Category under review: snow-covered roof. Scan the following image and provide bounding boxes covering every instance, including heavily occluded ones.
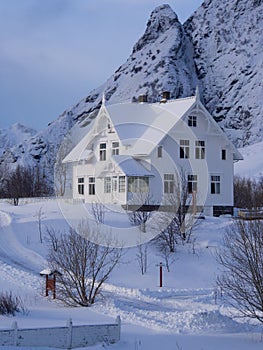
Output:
[112,155,153,177]
[63,97,196,163]
[107,97,196,155]
[63,94,242,163]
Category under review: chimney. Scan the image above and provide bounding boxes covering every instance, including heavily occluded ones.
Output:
[160,91,170,103]
[138,95,148,103]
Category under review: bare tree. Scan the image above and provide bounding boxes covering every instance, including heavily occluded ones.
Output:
[136,240,148,275]
[1,165,52,204]
[128,192,153,232]
[47,223,123,306]
[34,206,45,243]
[45,226,61,252]
[234,175,263,209]
[155,168,197,253]
[217,219,263,324]
[54,136,72,197]
[91,202,105,224]
[157,241,175,272]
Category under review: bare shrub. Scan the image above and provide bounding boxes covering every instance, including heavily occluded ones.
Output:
[155,168,198,252]
[0,292,27,316]
[128,192,153,232]
[217,219,263,324]
[47,223,123,306]
[91,202,105,224]
[136,242,148,275]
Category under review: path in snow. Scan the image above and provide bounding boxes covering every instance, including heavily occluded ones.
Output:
[94,283,250,335]
[0,210,46,292]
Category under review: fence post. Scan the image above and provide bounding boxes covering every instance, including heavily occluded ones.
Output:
[12,321,18,346]
[115,316,121,341]
[67,318,73,350]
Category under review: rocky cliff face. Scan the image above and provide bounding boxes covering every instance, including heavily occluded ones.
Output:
[0,0,262,178]
[184,0,263,147]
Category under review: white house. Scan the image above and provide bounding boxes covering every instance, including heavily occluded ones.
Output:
[63,90,242,216]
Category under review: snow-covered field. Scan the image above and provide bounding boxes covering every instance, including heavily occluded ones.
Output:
[0,142,262,349]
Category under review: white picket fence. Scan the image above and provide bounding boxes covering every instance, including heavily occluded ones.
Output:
[0,316,121,349]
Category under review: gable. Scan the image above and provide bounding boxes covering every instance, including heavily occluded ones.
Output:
[63,94,242,164]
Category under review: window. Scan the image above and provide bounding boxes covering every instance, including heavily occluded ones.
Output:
[99,143,106,161]
[195,140,205,159]
[164,174,174,193]
[211,175,220,194]
[188,115,197,127]
[89,177,95,195]
[188,175,197,193]
[128,177,149,193]
[77,177,84,195]
[157,145,163,158]
[119,176,126,192]
[104,177,111,193]
[222,149,226,160]
[180,140,190,159]
[112,176,118,192]
[112,141,119,155]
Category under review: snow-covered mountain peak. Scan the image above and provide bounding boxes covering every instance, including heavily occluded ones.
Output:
[0,123,37,157]
[0,0,262,179]
[132,4,179,54]
[184,0,263,147]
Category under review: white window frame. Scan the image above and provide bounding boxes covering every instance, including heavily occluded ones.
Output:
[164,174,174,193]
[77,177,84,195]
[128,177,149,193]
[104,177,111,193]
[157,145,163,158]
[180,140,190,159]
[89,177,95,195]
[211,175,220,194]
[188,174,197,194]
[222,149,226,160]
[99,143,106,161]
[195,140,205,159]
[188,115,197,127]
[112,141,119,155]
[119,176,126,193]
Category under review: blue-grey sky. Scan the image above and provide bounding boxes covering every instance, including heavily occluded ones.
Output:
[0,0,203,130]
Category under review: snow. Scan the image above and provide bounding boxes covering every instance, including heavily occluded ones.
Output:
[0,144,263,350]
[235,140,263,179]
[0,127,263,349]
[0,123,36,157]
[112,155,153,177]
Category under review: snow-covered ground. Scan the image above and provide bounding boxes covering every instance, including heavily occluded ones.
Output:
[0,142,262,349]
[234,140,263,179]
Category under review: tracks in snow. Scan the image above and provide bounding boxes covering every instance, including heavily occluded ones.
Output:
[95,284,244,334]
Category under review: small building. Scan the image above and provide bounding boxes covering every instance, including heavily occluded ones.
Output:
[63,90,242,216]
[40,269,61,299]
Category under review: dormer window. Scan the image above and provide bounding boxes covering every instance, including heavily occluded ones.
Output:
[99,143,106,161]
[188,115,197,127]
[108,121,114,133]
[112,141,119,155]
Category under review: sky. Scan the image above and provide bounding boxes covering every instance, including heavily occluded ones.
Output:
[0,0,203,131]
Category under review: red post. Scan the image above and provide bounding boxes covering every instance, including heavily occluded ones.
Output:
[159,262,163,288]
[45,275,48,296]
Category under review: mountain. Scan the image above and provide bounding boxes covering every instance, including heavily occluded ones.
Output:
[0,123,37,162]
[184,0,263,147]
[0,0,262,180]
